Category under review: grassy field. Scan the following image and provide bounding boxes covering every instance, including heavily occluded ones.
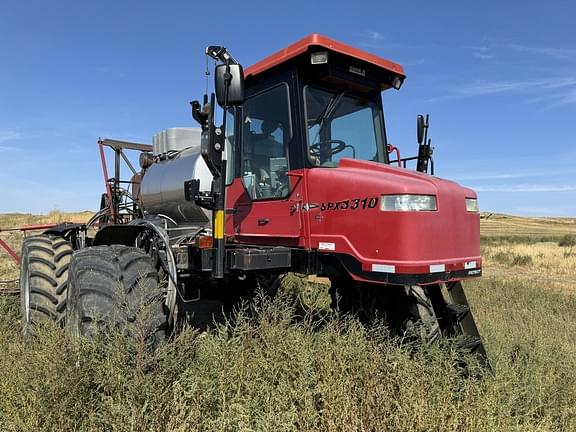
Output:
[0,211,93,284]
[0,212,575,431]
[481,212,576,237]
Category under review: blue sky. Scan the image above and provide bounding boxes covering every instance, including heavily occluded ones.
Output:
[1,0,575,216]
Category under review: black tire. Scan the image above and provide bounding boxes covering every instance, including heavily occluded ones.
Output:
[330,279,445,341]
[66,245,167,349]
[19,234,72,333]
[403,285,441,343]
[330,277,489,366]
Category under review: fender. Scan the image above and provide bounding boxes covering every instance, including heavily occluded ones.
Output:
[93,224,147,246]
[42,223,84,238]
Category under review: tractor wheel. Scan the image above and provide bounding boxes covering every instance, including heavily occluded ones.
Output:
[330,278,489,366]
[66,245,167,349]
[329,277,411,329]
[403,285,441,343]
[19,234,73,334]
[404,283,490,368]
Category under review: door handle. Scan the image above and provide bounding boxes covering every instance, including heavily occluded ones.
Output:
[258,218,270,226]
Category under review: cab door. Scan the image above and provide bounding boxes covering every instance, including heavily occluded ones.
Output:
[230,83,303,244]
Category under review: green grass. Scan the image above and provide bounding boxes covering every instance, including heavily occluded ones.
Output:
[491,251,533,266]
[480,235,565,245]
[558,234,576,247]
[0,276,575,431]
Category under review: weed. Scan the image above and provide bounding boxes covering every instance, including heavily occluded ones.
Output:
[491,251,532,266]
[511,254,532,266]
[2,213,576,431]
[0,276,575,431]
[558,234,576,247]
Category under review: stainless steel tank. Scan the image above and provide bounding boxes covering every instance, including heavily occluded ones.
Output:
[140,147,213,225]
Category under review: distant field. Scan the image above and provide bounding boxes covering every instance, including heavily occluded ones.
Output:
[0,211,93,283]
[481,212,576,237]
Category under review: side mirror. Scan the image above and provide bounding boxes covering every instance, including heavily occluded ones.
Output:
[417,115,425,144]
[215,64,244,107]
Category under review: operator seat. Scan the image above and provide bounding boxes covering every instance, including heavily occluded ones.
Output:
[248,120,286,196]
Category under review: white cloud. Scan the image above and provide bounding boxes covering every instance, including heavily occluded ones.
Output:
[439,40,576,107]
[472,52,494,60]
[513,206,573,216]
[504,43,576,60]
[467,41,576,61]
[428,76,576,106]
[453,168,576,181]
[472,184,576,193]
[369,31,384,42]
[456,77,576,97]
[0,130,22,143]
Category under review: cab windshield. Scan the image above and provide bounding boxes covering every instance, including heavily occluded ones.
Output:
[304,86,387,167]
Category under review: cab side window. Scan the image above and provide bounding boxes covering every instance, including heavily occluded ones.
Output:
[241,84,291,200]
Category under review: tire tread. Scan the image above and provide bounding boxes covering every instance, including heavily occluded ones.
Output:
[20,234,72,327]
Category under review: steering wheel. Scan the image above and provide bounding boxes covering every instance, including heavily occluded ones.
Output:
[309,140,348,158]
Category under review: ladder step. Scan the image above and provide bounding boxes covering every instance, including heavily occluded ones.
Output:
[458,335,482,353]
[446,303,470,321]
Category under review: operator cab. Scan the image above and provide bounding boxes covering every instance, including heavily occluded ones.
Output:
[232,34,406,201]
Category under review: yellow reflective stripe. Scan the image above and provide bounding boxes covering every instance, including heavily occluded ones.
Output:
[214,210,225,240]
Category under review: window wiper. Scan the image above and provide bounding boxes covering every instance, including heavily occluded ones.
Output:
[310,90,346,143]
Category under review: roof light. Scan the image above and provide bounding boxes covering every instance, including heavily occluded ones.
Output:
[381,194,437,212]
[310,51,329,65]
[391,75,403,90]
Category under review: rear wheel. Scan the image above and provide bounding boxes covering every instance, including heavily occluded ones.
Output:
[19,234,72,334]
[66,245,167,349]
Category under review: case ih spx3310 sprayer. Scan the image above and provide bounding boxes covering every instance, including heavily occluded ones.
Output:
[19,34,487,363]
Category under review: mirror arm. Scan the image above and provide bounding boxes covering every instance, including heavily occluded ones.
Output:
[205,46,236,280]
[206,46,239,65]
[191,100,208,126]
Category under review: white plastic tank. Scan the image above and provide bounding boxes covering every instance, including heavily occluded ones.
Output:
[152,127,202,156]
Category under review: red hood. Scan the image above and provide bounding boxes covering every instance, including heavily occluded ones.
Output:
[304,159,481,272]
[337,158,477,199]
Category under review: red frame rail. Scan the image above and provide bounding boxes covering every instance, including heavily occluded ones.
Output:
[97,138,152,225]
[0,223,60,264]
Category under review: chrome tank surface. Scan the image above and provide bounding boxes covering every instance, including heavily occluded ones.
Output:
[140,147,213,224]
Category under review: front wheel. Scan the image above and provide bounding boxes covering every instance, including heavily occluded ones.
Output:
[330,278,489,366]
[66,245,168,349]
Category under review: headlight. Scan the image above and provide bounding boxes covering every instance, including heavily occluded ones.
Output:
[465,198,479,212]
[380,194,437,212]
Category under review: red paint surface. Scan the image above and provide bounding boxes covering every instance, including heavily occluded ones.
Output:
[245,34,406,80]
[307,159,480,274]
[0,238,20,264]
[226,160,481,278]
[98,142,115,221]
[225,175,306,247]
